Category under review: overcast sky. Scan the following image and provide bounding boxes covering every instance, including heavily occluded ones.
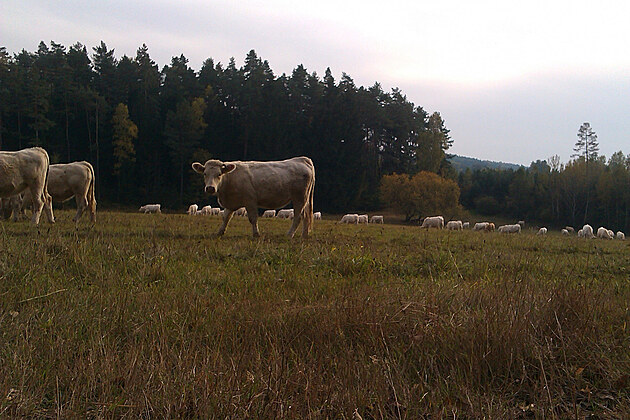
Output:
[3,0,630,165]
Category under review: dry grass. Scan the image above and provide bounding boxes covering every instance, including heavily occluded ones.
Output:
[0,211,629,418]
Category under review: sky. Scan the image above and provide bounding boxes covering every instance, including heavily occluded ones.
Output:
[3,0,630,165]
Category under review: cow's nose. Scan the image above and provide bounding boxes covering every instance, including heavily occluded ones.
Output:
[205,185,215,194]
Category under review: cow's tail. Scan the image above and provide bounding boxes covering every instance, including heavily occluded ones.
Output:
[303,160,315,234]
[85,161,97,222]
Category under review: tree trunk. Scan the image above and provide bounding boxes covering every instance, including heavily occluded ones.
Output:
[95,105,100,202]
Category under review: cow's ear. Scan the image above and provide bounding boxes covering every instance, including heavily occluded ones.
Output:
[221,163,236,174]
[192,162,205,173]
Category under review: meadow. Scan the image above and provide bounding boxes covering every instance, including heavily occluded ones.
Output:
[0,210,628,418]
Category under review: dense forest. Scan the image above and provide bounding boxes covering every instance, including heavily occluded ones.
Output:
[0,41,628,232]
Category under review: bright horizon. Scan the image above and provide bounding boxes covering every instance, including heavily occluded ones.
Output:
[3,0,630,165]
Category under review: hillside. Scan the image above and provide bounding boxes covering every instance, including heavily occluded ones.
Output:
[449,154,523,172]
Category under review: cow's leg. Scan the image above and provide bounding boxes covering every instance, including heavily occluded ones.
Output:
[43,192,55,223]
[287,204,303,238]
[246,206,260,237]
[28,186,45,225]
[74,194,87,223]
[216,209,234,236]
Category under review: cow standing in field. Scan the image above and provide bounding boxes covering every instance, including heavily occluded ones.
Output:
[139,204,161,213]
[1,194,24,221]
[262,209,276,218]
[370,215,383,224]
[358,214,369,224]
[314,211,322,220]
[498,224,521,233]
[0,147,54,225]
[22,161,96,223]
[537,227,548,235]
[421,216,444,229]
[187,204,198,215]
[446,220,463,230]
[339,214,359,224]
[192,156,315,238]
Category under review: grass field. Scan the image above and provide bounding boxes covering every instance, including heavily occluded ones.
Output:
[1,210,629,418]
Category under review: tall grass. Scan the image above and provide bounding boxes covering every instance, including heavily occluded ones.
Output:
[0,211,628,418]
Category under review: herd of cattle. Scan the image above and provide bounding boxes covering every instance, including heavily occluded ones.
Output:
[1,148,626,241]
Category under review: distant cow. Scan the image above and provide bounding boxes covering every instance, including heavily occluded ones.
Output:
[0,147,54,225]
[565,226,575,233]
[518,220,525,227]
[358,214,369,224]
[192,156,315,238]
[537,227,548,235]
[187,204,199,215]
[561,229,569,236]
[23,161,96,223]
[262,209,276,218]
[581,224,594,239]
[597,227,613,239]
[616,231,625,240]
[0,194,24,221]
[485,222,495,232]
[277,209,294,219]
[210,207,221,216]
[314,211,322,220]
[498,224,521,234]
[446,220,463,230]
[139,204,161,213]
[421,216,444,229]
[370,215,383,224]
[474,222,489,231]
[339,214,359,224]
[462,222,470,229]
[200,205,212,215]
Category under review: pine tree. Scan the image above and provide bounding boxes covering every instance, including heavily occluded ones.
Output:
[573,122,599,162]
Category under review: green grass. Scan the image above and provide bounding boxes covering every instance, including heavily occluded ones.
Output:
[1,211,629,418]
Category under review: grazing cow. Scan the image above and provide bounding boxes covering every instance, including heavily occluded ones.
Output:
[339,214,359,224]
[498,224,521,234]
[616,231,625,240]
[192,156,315,238]
[474,222,489,231]
[462,222,470,229]
[200,205,212,215]
[187,204,199,215]
[597,227,613,239]
[370,215,383,224]
[139,204,161,213]
[22,161,96,223]
[262,209,276,218]
[277,209,293,219]
[518,220,525,227]
[234,207,247,217]
[1,194,24,221]
[565,226,575,233]
[358,214,369,224]
[446,220,463,230]
[561,229,569,236]
[0,147,54,225]
[314,211,322,220]
[581,224,594,239]
[577,228,584,238]
[210,207,221,216]
[421,216,444,229]
[485,222,495,232]
[537,227,548,235]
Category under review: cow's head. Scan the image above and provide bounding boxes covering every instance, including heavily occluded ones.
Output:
[192,160,236,195]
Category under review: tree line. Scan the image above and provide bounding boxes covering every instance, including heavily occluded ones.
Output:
[0,41,453,212]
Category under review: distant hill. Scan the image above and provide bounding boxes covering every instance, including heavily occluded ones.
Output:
[448,155,523,172]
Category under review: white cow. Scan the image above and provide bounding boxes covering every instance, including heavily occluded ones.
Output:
[597,227,613,239]
[262,209,276,218]
[200,205,212,215]
[0,147,55,225]
[616,231,625,240]
[537,227,548,235]
[498,224,521,234]
[210,207,221,216]
[581,224,594,239]
[518,220,525,227]
[565,226,575,233]
[421,216,444,229]
[139,204,161,213]
[314,211,322,220]
[277,209,293,219]
[561,229,569,236]
[358,214,369,224]
[462,222,470,229]
[446,220,463,230]
[339,214,359,224]
[577,228,584,238]
[474,222,489,231]
[1,194,24,221]
[192,156,315,238]
[187,204,198,215]
[370,215,383,224]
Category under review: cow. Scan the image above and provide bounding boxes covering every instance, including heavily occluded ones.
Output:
[200,205,212,215]
[339,214,359,224]
[474,222,489,231]
[358,214,369,224]
[498,224,521,233]
[518,220,525,227]
[597,227,613,239]
[446,220,463,230]
[370,215,383,224]
[314,211,322,220]
[0,147,54,225]
[262,209,276,218]
[617,231,625,240]
[192,156,315,238]
[0,194,24,221]
[565,226,575,233]
[537,227,548,235]
[234,207,247,217]
[581,224,594,239]
[277,209,293,219]
[22,161,96,223]
[187,204,198,215]
[485,222,495,232]
[561,229,569,236]
[210,207,221,216]
[421,216,444,229]
[577,228,584,238]
[139,204,161,213]
[462,222,470,229]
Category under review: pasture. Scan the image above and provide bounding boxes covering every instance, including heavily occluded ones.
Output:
[0,211,629,418]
